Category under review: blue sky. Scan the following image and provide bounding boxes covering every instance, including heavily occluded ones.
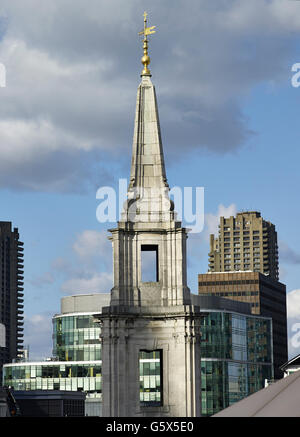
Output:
[0,0,300,360]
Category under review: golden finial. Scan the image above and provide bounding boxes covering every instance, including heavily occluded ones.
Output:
[138,11,156,76]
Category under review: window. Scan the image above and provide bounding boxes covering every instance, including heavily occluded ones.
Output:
[141,245,159,282]
[139,350,163,407]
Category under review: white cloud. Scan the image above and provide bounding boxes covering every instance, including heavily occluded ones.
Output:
[287,290,300,359]
[287,289,300,320]
[58,230,113,294]
[61,272,112,295]
[0,1,299,191]
[216,0,300,34]
[23,312,53,361]
[204,203,237,238]
[73,229,111,260]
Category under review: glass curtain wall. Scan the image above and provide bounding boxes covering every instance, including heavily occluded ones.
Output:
[201,311,273,416]
[53,315,101,362]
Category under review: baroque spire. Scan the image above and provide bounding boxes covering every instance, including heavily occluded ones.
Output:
[121,12,172,224]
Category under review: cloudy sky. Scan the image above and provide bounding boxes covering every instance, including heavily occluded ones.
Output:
[0,0,300,360]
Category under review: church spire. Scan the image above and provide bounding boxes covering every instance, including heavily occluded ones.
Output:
[98,15,200,419]
[121,13,171,224]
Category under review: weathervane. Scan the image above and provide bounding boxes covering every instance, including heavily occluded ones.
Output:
[139,12,156,76]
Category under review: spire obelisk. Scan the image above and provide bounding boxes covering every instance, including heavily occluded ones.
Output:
[98,13,202,417]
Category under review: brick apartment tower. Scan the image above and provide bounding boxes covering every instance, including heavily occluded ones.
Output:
[0,222,24,384]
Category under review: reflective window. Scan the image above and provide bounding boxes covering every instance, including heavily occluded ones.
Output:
[200,311,273,416]
[139,350,162,407]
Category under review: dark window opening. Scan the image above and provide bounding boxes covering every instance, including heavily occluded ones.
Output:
[141,245,159,282]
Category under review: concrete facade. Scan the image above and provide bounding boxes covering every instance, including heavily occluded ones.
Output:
[61,293,110,315]
[96,75,202,417]
[209,211,279,280]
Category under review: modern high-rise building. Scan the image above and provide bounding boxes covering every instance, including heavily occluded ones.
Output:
[203,211,287,380]
[209,212,279,280]
[198,272,287,380]
[0,222,24,384]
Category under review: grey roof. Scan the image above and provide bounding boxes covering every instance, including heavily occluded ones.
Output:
[213,370,300,417]
[59,293,111,315]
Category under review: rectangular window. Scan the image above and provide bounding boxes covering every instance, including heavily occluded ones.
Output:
[141,245,159,282]
[139,350,163,407]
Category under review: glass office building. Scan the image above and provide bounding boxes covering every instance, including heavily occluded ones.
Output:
[197,295,273,416]
[53,314,101,362]
[3,294,110,416]
[3,294,273,417]
[3,361,101,393]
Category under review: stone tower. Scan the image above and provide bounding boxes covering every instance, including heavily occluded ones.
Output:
[98,14,202,417]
